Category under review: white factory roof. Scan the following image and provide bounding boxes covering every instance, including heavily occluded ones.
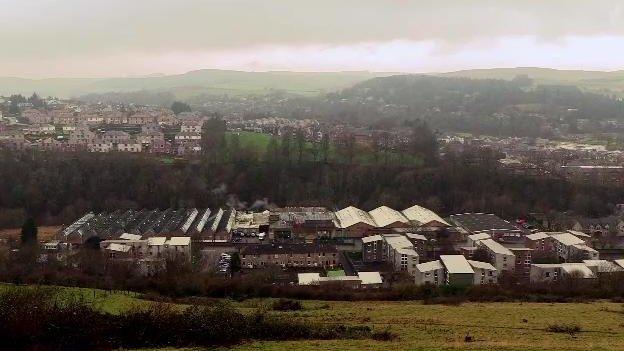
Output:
[298,273,321,285]
[358,272,383,285]
[415,260,444,272]
[147,237,167,246]
[362,235,383,244]
[335,206,377,228]
[402,204,450,226]
[368,206,409,227]
[167,237,191,246]
[440,255,475,274]
[468,233,491,242]
[468,260,497,271]
[551,232,585,246]
[479,239,514,255]
[526,232,550,241]
[119,233,142,241]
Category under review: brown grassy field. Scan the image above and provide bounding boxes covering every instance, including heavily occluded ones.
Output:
[0,226,61,241]
[227,300,624,351]
[4,285,623,351]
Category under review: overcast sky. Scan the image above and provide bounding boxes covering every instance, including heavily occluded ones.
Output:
[2,0,624,78]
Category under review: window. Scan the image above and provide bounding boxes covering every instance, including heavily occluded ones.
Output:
[545,272,550,277]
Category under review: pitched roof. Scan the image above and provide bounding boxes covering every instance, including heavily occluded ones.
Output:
[415,260,444,272]
[107,243,131,253]
[526,232,550,241]
[335,206,376,228]
[440,255,475,274]
[551,232,585,246]
[468,233,491,241]
[119,233,142,241]
[468,260,497,271]
[583,260,623,272]
[405,233,427,241]
[479,239,514,256]
[402,204,450,226]
[358,272,383,285]
[298,273,321,285]
[368,206,409,227]
[362,234,383,244]
[167,237,191,246]
[147,237,167,246]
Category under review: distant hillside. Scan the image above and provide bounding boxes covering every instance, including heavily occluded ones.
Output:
[438,67,624,96]
[0,70,396,99]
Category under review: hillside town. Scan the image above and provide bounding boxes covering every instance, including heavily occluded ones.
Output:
[22,202,624,289]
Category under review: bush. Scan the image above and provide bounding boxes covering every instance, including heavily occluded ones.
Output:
[272,298,303,311]
[0,287,372,350]
[546,323,581,335]
[371,328,399,341]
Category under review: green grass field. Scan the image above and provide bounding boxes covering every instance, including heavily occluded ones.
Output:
[226,131,423,166]
[6,284,621,350]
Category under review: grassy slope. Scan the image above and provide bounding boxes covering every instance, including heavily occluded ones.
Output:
[0,70,395,98]
[2,284,623,350]
[438,67,624,96]
[227,131,423,166]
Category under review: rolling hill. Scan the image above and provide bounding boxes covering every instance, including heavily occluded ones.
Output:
[0,70,396,99]
[438,67,624,96]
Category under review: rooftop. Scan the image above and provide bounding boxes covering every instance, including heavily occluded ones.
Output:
[450,213,523,235]
[402,204,450,226]
[335,206,376,228]
[467,260,497,271]
[440,255,475,274]
[358,271,383,285]
[550,232,585,246]
[415,260,444,272]
[479,238,514,256]
[368,206,409,227]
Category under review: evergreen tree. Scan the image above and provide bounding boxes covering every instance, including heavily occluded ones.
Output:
[20,217,38,246]
[171,101,192,115]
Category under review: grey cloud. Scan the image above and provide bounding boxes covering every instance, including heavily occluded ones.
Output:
[1,0,623,60]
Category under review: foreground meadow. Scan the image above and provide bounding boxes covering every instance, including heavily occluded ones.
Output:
[3,285,624,351]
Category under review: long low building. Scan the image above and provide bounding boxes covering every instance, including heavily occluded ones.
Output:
[59,208,234,244]
[240,244,339,269]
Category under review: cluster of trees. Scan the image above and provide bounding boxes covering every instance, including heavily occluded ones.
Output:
[0,131,620,230]
[3,93,45,116]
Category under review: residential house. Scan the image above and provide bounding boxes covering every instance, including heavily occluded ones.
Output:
[240,244,338,269]
[550,232,599,261]
[476,238,516,272]
[414,255,496,286]
[117,141,142,153]
[181,120,203,133]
